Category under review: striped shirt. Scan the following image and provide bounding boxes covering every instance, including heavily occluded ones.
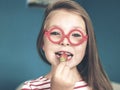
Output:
[21,76,89,90]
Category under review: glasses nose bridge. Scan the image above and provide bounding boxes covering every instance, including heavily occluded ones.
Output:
[63,34,69,39]
[60,34,70,45]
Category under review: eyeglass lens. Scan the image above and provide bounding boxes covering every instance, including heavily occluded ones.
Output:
[45,27,87,46]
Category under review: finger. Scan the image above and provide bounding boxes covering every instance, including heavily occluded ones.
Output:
[55,62,66,74]
[62,65,71,76]
[59,65,75,85]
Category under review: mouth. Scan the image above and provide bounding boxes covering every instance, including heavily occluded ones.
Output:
[55,51,73,61]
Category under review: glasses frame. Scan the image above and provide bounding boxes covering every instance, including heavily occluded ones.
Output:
[44,27,88,46]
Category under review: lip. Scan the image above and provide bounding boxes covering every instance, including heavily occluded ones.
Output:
[55,51,73,61]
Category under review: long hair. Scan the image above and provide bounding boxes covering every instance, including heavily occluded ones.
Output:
[37,0,113,90]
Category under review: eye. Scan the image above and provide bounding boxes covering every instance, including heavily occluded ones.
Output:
[72,33,81,37]
[50,31,60,35]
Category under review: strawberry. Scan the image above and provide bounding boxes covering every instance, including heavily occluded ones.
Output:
[60,53,67,62]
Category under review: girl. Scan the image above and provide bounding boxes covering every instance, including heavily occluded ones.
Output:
[20,0,113,90]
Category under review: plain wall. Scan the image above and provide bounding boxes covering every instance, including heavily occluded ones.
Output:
[0,0,120,90]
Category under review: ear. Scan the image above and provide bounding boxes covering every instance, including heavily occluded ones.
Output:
[42,44,44,51]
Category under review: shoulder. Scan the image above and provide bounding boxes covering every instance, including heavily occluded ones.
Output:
[16,76,50,90]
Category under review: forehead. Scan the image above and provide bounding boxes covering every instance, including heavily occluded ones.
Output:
[44,9,86,32]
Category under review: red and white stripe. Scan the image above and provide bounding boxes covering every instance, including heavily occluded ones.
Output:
[21,76,89,90]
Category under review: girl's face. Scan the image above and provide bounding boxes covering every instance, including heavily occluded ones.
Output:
[43,9,87,68]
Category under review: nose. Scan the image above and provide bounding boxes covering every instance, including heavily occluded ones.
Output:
[60,38,70,46]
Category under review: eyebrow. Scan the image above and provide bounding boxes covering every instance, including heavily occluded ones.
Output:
[46,25,85,31]
[45,25,87,36]
[45,25,61,31]
[73,26,87,34]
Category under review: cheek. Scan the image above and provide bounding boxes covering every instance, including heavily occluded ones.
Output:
[43,37,56,58]
[43,43,55,63]
[75,42,87,61]
[43,37,52,50]
[68,44,87,68]
[43,38,51,57]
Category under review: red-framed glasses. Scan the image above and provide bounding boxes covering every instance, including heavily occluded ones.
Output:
[44,27,88,46]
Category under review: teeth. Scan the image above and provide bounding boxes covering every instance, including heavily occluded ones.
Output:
[68,56,72,60]
[55,51,73,60]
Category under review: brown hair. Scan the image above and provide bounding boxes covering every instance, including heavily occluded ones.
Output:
[37,0,113,90]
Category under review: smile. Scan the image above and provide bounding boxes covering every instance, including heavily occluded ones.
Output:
[55,51,73,61]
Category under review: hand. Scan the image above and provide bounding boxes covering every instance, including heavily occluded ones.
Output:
[51,62,76,90]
